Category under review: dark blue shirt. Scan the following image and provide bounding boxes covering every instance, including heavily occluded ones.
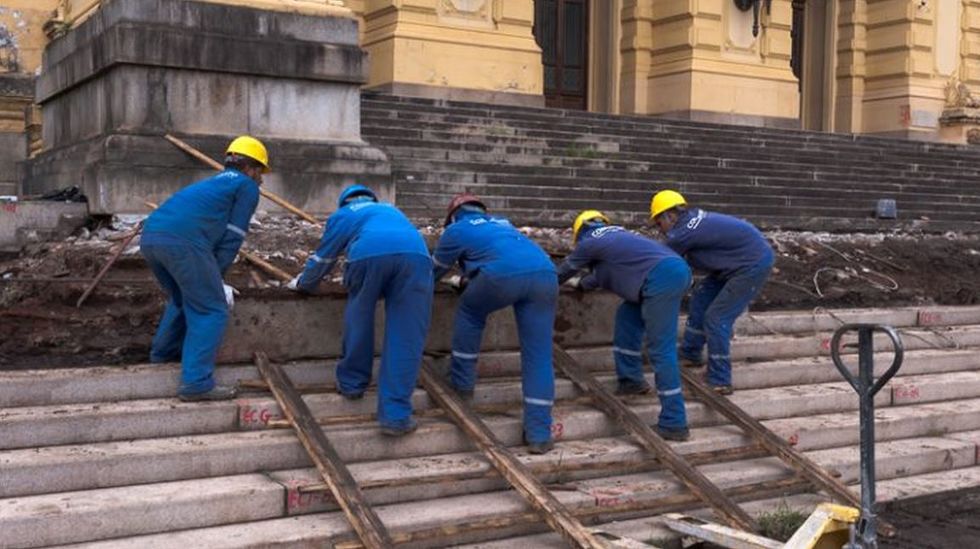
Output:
[665,208,774,279]
[433,210,555,280]
[141,169,260,274]
[557,226,680,302]
[297,199,429,292]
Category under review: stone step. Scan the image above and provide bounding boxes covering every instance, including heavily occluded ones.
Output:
[4,306,967,408]
[360,98,980,164]
[20,435,976,549]
[5,374,980,500]
[3,320,977,450]
[456,439,980,549]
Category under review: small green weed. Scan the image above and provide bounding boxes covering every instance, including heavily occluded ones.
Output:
[757,501,809,541]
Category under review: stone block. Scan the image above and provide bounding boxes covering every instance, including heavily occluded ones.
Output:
[0,199,88,252]
[24,0,387,215]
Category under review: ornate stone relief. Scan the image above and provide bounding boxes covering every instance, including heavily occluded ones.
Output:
[438,0,492,27]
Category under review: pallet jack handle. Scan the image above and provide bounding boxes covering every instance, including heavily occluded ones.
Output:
[829,324,904,549]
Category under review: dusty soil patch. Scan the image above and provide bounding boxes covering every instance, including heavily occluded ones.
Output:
[880,485,980,548]
[3,214,979,369]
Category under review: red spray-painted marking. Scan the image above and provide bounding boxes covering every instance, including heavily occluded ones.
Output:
[551,422,565,440]
[787,432,800,446]
[918,311,943,326]
[590,486,636,508]
[240,404,277,427]
[286,486,330,513]
[820,338,831,351]
[894,385,920,401]
[1,204,16,213]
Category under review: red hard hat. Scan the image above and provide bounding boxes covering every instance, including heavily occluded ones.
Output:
[445,192,486,226]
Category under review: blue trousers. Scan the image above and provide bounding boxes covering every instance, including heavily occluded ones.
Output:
[613,257,692,431]
[142,242,228,395]
[450,270,558,443]
[339,254,433,430]
[680,261,773,387]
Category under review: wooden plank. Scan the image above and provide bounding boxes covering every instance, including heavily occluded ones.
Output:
[335,476,811,549]
[416,360,609,549]
[678,368,896,536]
[253,352,393,549]
[552,343,758,533]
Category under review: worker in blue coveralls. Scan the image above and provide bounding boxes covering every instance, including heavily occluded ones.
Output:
[650,190,774,396]
[557,210,692,441]
[433,193,559,454]
[287,184,433,437]
[141,135,268,401]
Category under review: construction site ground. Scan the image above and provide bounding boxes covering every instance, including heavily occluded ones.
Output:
[2,213,979,369]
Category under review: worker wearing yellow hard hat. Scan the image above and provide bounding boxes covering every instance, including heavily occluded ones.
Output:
[557,210,693,441]
[141,135,269,402]
[650,190,774,395]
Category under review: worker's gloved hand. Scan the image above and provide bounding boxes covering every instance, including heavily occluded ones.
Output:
[446,274,468,295]
[564,276,584,291]
[222,284,239,309]
[286,276,301,292]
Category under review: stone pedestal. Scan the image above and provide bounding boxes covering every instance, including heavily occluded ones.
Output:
[939,107,980,145]
[23,0,391,214]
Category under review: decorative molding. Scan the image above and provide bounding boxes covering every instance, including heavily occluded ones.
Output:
[438,0,492,27]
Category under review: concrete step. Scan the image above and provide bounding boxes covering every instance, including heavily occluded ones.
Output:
[22,434,976,548]
[3,305,975,408]
[3,346,978,451]
[6,379,980,500]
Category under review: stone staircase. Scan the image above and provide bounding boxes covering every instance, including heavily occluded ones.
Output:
[2,304,980,547]
[360,94,980,232]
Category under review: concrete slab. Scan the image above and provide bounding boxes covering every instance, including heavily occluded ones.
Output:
[889,371,980,406]
[0,200,88,252]
[0,398,238,450]
[0,474,284,548]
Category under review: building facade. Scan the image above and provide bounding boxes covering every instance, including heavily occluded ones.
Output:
[2,0,978,194]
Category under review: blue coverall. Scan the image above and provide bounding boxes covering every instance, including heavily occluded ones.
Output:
[665,208,774,387]
[141,169,260,395]
[296,197,432,431]
[433,210,558,444]
[557,225,691,432]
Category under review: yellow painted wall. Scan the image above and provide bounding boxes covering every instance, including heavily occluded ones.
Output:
[359,0,542,99]
[638,0,800,123]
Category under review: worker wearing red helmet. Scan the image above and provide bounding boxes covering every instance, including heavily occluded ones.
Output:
[432,193,558,454]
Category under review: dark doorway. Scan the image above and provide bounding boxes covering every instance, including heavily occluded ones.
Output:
[534,0,589,110]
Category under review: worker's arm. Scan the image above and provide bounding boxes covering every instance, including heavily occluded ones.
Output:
[296,210,353,292]
[214,180,261,274]
[556,242,593,286]
[432,226,464,281]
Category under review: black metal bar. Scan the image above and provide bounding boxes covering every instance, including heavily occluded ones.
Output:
[830,323,904,549]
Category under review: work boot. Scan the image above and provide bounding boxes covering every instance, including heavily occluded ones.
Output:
[178,384,238,402]
[679,356,704,369]
[656,425,691,442]
[615,379,652,396]
[523,434,555,455]
[450,384,475,402]
[380,418,418,437]
[338,388,365,401]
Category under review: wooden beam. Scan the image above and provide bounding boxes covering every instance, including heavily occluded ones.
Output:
[679,368,896,536]
[416,360,610,549]
[253,352,393,549]
[163,133,322,225]
[552,343,758,533]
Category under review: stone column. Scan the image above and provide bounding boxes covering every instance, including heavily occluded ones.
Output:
[23,0,390,214]
[358,0,543,106]
[644,0,800,128]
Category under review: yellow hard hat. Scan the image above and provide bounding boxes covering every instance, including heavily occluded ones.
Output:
[650,190,687,218]
[226,135,270,173]
[573,210,610,242]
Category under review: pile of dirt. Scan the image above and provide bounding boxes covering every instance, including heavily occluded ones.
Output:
[2,213,979,368]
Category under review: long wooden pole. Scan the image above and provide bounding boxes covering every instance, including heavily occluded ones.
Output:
[163,134,321,225]
[254,351,393,549]
[417,361,610,549]
[75,220,144,307]
[552,343,758,533]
